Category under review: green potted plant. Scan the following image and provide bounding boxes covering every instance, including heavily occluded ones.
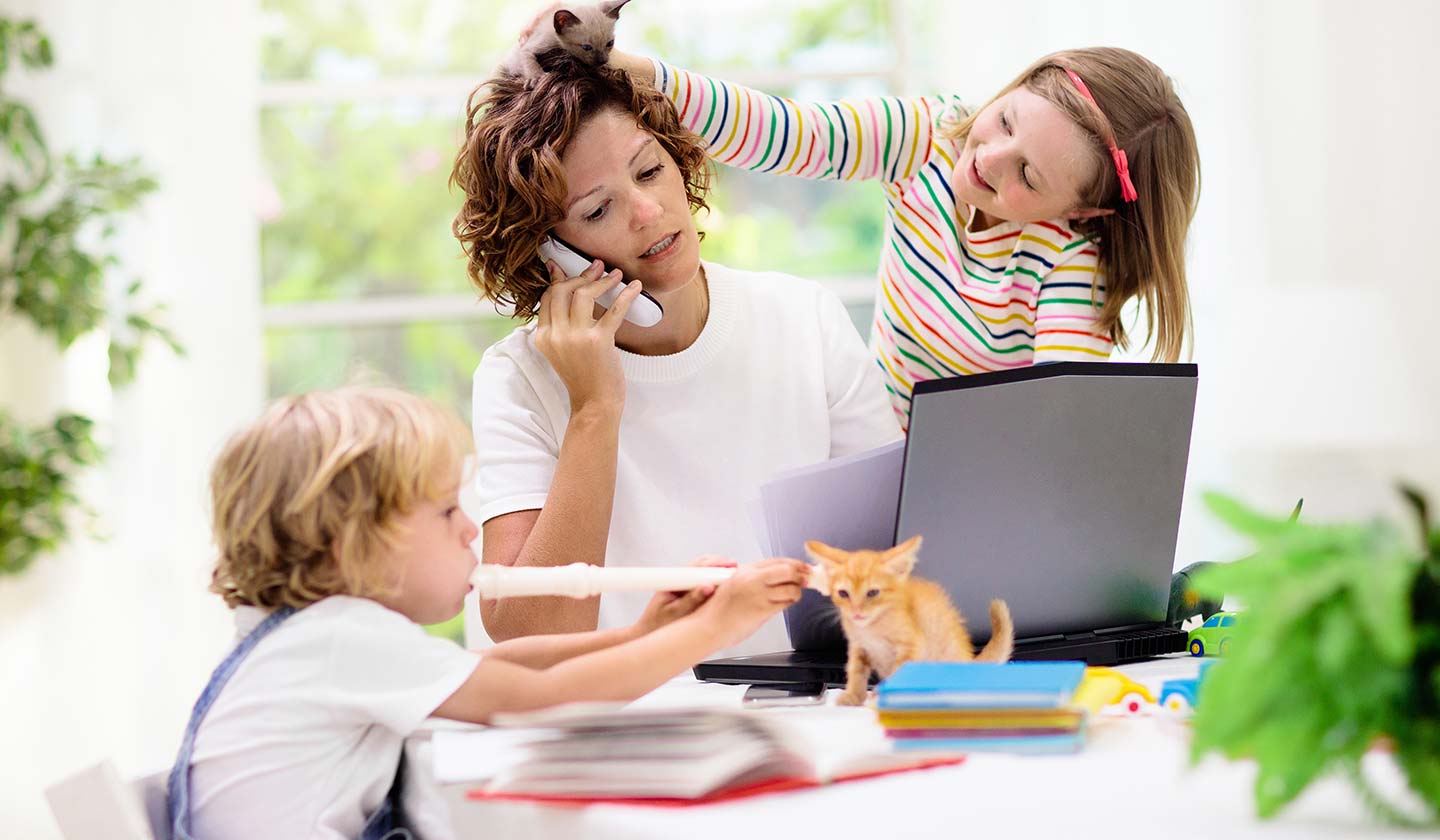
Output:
[1190,488,1440,825]
[0,17,180,574]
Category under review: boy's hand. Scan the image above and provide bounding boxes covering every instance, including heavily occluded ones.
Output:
[632,556,735,636]
[698,558,810,649]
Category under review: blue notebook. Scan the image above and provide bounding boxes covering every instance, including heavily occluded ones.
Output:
[877,661,1088,709]
[891,732,1085,755]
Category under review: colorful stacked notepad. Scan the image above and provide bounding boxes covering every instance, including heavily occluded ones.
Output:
[876,661,1089,755]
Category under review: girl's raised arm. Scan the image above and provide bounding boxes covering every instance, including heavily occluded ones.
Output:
[613,51,947,185]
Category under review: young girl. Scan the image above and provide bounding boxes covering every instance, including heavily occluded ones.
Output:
[607,47,1201,427]
[168,386,808,840]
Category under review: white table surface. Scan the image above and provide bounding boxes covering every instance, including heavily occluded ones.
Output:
[417,655,1432,839]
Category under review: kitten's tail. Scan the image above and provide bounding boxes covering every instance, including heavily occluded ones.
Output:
[974,599,1014,663]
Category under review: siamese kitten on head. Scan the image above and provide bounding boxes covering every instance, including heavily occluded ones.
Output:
[807,536,1015,706]
[500,1,634,79]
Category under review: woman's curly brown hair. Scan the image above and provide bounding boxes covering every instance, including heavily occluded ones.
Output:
[451,51,711,321]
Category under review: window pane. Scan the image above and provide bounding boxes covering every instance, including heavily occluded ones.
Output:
[260,102,468,303]
[628,1,894,74]
[261,0,894,81]
[264,319,516,419]
[261,0,512,81]
[260,80,891,302]
[260,0,893,393]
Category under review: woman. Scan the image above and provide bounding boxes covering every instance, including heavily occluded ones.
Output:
[451,54,900,655]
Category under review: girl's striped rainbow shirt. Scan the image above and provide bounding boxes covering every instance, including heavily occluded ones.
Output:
[652,60,1114,429]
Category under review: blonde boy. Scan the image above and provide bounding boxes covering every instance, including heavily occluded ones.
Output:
[168,386,807,840]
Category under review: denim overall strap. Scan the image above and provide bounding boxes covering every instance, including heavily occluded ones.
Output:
[166,606,296,840]
[166,604,415,840]
[359,750,413,840]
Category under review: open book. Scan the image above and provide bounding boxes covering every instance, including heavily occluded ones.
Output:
[440,703,960,803]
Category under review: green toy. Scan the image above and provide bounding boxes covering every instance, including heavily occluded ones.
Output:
[1166,561,1223,627]
[1188,610,1239,656]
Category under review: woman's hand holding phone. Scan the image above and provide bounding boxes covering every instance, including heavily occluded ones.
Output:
[535,258,643,413]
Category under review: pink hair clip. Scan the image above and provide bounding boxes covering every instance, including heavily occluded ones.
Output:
[1062,68,1138,203]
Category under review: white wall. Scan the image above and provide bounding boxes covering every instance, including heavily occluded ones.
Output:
[0,1,262,837]
[4,1,1439,837]
[922,0,1440,566]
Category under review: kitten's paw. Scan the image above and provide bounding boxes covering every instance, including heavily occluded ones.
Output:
[837,690,868,706]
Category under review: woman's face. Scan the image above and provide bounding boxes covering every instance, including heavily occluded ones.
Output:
[553,108,702,297]
[952,87,1101,225]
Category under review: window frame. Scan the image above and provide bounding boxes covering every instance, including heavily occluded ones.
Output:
[257,0,911,348]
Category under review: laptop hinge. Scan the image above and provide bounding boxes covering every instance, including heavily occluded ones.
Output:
[1014,632,1066,645]
[1094,622,1165,636]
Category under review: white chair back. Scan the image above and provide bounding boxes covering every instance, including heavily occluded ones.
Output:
[45,761,169,840]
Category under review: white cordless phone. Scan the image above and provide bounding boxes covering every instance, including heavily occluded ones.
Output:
[538,236,664,328]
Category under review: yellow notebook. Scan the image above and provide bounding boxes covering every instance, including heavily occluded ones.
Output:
[877,709,1084,729]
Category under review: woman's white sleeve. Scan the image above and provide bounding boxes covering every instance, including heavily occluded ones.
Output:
[470,349,559,524]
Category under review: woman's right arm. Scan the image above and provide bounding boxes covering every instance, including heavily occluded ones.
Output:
[478,262,644,641]
[611,50,944,185]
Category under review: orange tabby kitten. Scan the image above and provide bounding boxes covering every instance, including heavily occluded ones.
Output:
[806,536,1014,706]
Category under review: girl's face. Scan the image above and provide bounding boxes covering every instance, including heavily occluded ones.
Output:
[952,87,1101,225]
[552,108,703,297]
[379,479,479,625]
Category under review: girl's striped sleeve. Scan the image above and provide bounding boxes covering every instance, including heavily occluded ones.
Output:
[1032,240,1114,362]
[651,58,940,184]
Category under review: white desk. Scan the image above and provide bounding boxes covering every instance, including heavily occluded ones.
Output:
[422,656,1428,839]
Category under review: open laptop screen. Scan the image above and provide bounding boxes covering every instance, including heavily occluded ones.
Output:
[896,362,1197,642]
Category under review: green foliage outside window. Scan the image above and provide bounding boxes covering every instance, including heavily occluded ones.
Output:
[258,0,896,423]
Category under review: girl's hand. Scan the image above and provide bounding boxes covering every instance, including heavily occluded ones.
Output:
[632,556,735,637]
[697,558,810,649]
[533,258,643,413]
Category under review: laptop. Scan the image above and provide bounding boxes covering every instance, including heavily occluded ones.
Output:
[695,361,1198,686]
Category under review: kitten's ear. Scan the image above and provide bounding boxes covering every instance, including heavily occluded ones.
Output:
[601,0,634,19]
[808,562,832,596]
[804,540,847,567]
[553,9,582,32]
[893,535,923,556]
[883,536,923,578]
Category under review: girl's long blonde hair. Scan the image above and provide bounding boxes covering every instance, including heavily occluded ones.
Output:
[944,47,1200,361]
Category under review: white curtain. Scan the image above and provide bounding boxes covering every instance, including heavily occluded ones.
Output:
[0,1,261,837]
[925,0,1440,567]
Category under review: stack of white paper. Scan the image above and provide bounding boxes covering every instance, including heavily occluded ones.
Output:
[751,440,906,559]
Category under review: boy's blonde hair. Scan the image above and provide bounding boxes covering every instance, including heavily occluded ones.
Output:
[943,47,1200,362]
[209,386,473,610]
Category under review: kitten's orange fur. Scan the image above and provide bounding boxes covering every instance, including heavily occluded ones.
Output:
[806,536,1014,706]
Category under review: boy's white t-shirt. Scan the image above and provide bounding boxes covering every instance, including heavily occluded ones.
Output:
[472,262,903,656]
[188,596,481,840]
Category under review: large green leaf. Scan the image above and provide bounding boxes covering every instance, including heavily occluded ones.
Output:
[1203,492,1298,541]
[1192,492,1432,823]
[1347,531,1419,665]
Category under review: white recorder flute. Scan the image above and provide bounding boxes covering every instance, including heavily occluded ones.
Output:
[470,562,828,599]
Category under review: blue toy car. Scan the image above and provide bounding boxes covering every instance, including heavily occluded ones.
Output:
[1159,660,1215,715]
